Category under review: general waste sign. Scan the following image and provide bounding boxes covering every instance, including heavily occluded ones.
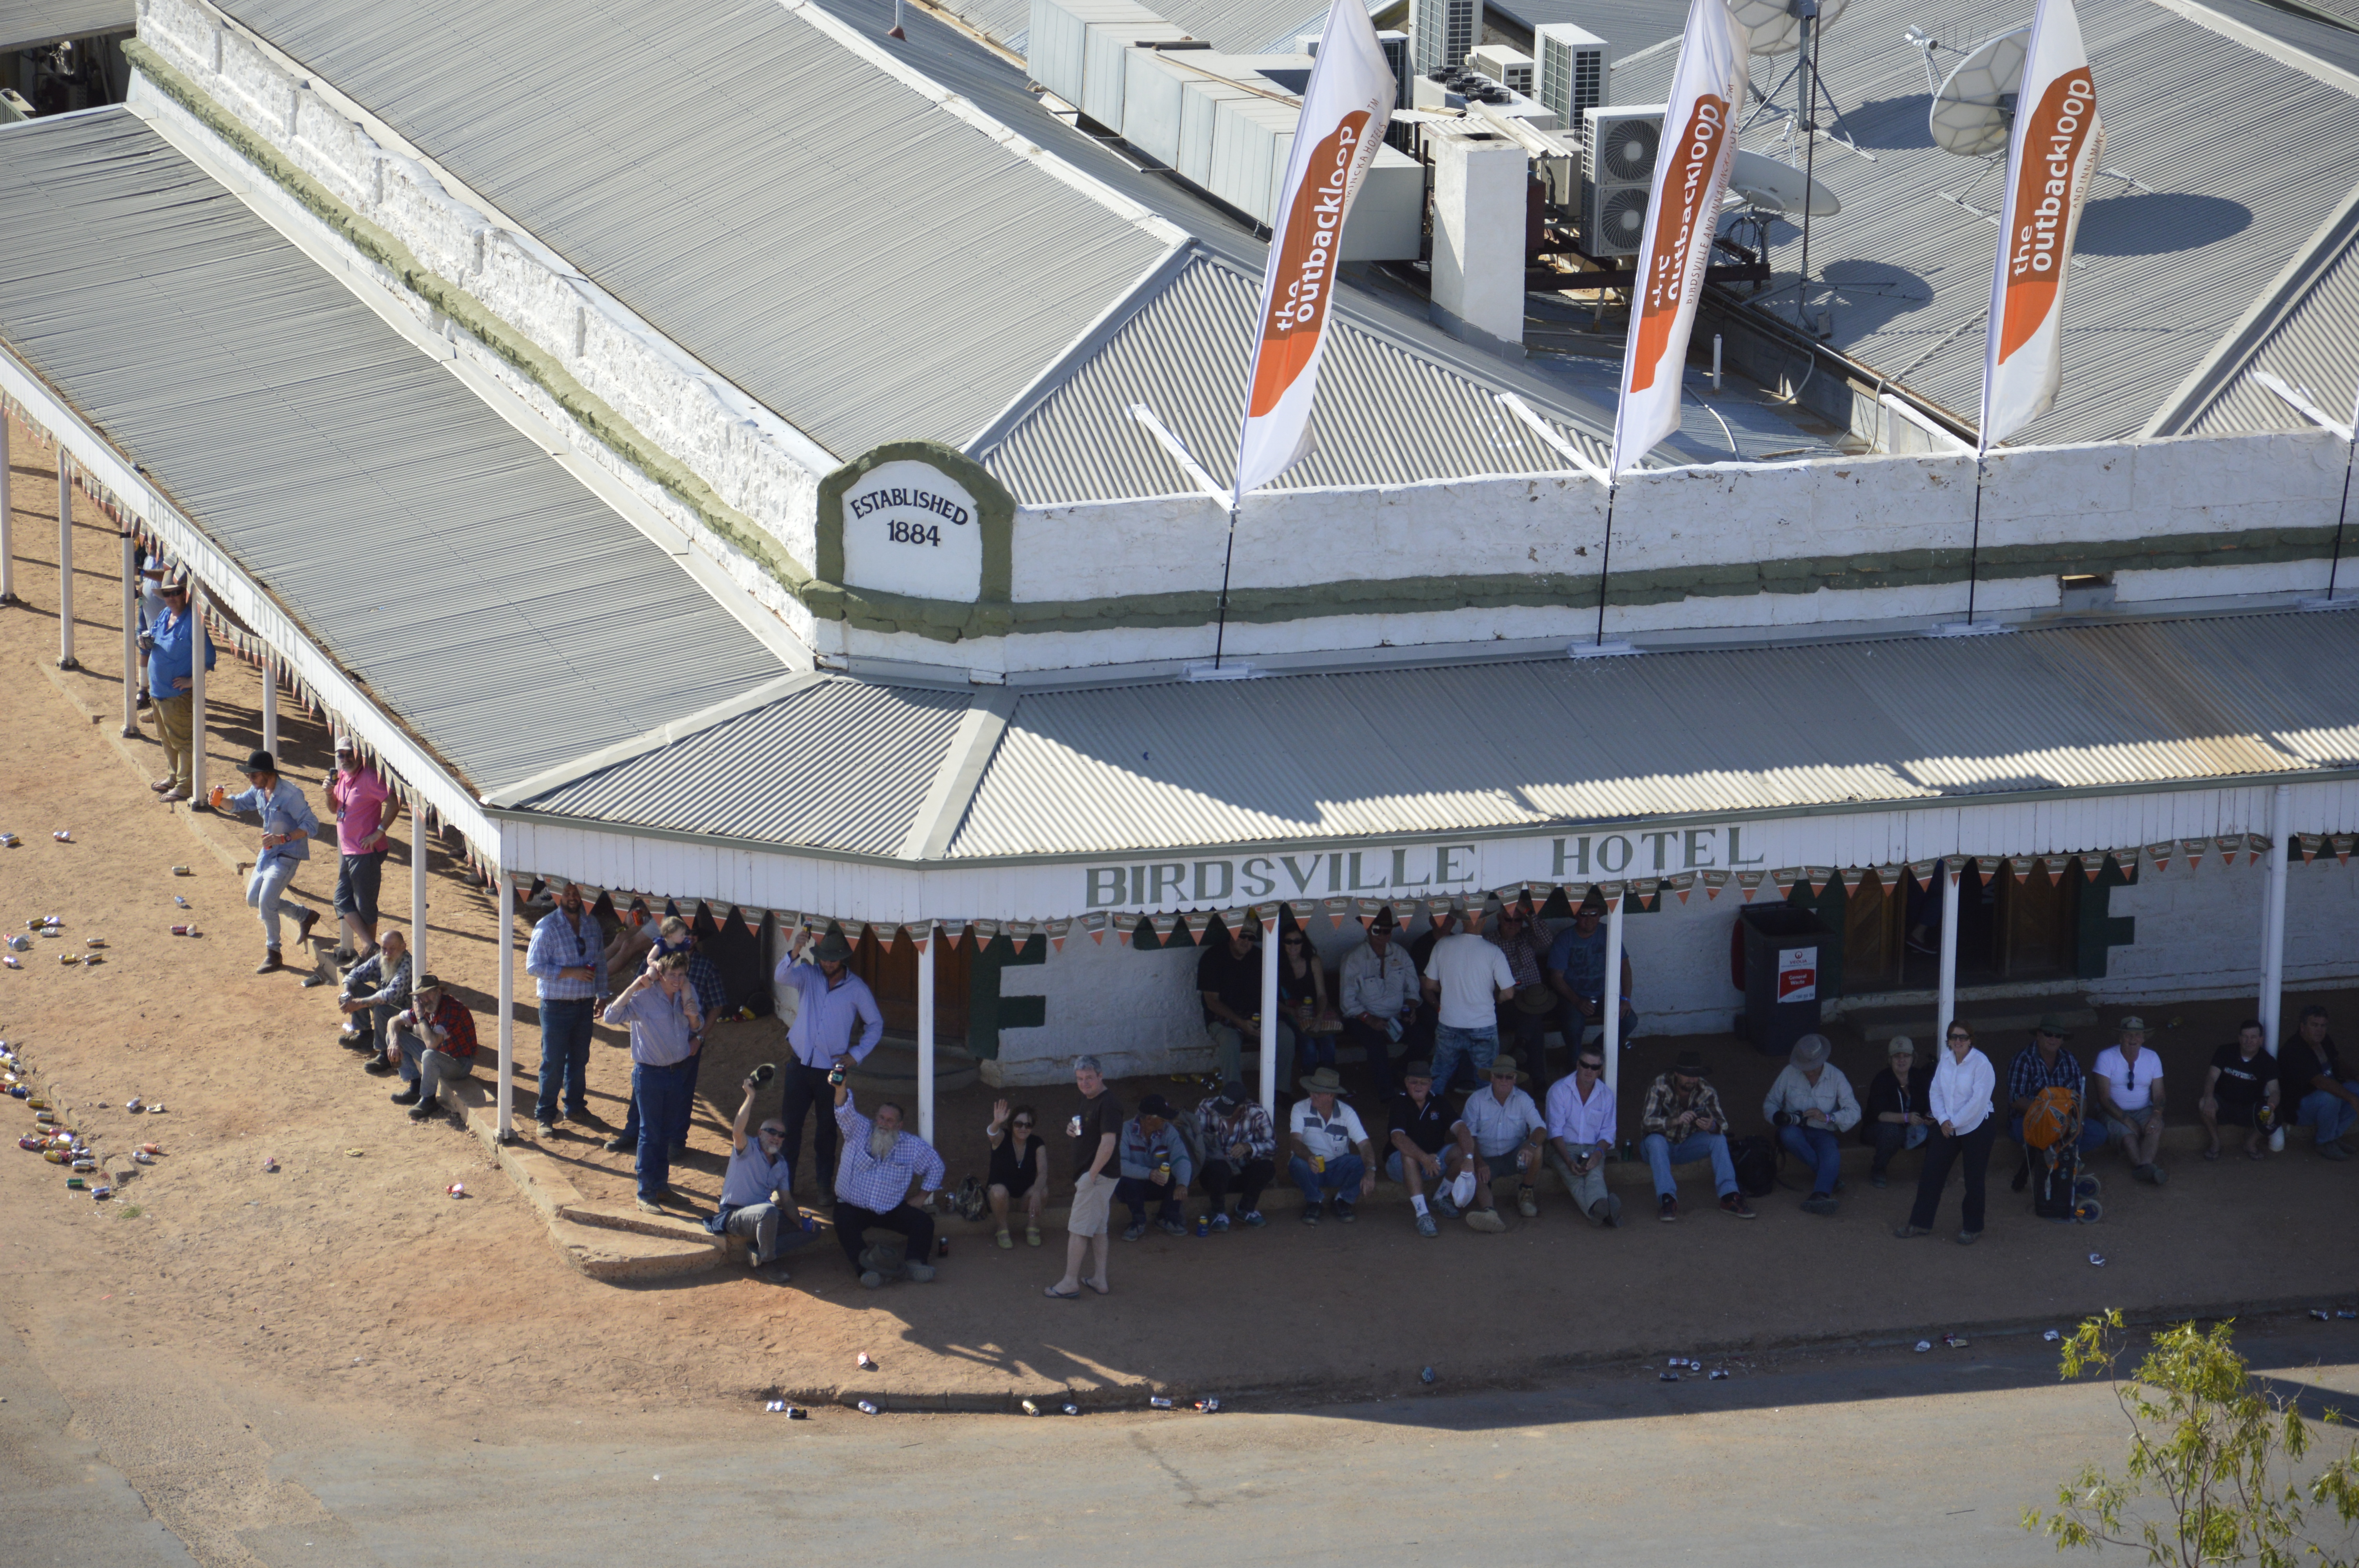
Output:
[1776,946,1818,1004]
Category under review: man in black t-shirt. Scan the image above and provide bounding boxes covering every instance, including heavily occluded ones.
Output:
[2284,1006,2359,1160]
[1047,1055,1121,1299]
[1383,1060,1461,1238]
[1199,923,1294,1090]
[2198,1020,2280,1161]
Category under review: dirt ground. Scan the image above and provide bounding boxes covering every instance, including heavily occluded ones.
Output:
[5,412,2359,1461]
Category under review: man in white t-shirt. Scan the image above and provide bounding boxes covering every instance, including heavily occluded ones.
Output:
[1423,908,1516,1093]
[1286,1067,1377,1224]
[2094,1016,2167,1186]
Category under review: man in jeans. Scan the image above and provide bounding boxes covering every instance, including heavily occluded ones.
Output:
[1287,1067,1377,1224]
[1639,1049,1754,1222]
[1422,908,1515,1094]
[526,881,610,1139]
[706,1071,809,1278]
[326,735,399,970]
[1116,1094,1194,1240]
[1545,1047,1621,1227]
[386,972,476,1123]
[1761,1033,1860,1216]
[773,926,884,1203]
[603,951,703,1213]
[1194,1081,1275,1230]
[1338,909,1425,1099]
[141,574,212,802]
[2284,1006,2359,1160]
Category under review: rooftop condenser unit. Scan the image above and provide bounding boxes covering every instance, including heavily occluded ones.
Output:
[1535,24,1608,127]
[1581,103,1663,260]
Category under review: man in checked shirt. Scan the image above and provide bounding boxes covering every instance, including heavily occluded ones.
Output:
[527,881,611,1140]
[832,1075,945,1288]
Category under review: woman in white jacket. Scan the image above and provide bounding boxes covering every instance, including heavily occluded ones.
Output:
[1895,1021,1999,1245]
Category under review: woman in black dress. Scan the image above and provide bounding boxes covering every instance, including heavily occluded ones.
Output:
[987,1099,1045,1248]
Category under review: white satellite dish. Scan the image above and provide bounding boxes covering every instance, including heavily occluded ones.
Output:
[1730,147,1841,214]
[1929,26,2029,157]
[1730,0,1849,57]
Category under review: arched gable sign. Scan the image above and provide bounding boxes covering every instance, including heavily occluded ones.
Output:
[816,441,1015,607]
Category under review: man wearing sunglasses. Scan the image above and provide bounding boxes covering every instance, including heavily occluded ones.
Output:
[1545,1049,1622,1227]
[2093,1016,2168,1186]
[709,1070,809,1277]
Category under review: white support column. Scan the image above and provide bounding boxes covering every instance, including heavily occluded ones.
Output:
[409,796,428,972]
[1,410,15,603]
[1602,889,1626,1103]
[261,652,278,759]
[187,580,207,804]
[55,450,75,669]
[118,530,137,737]
[1936,859,1963,1047]
[1259,918,1281,1116]
[496,863,515,1142]
[917,926,937,1146]
[2260,784,2293,1049]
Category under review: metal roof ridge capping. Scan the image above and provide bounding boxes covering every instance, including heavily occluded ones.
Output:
[0,109,784,798]
[511,612,2359,863]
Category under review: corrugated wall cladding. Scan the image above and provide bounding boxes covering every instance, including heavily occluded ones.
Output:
[981,254,1613,501]
[2181,215,2359,436]
[522,681,974,854]
[0,0,131,49]
[0,111,781,794]
[1611,0,2359,445]
[218,0,1172,459]
[945,612,2359,857]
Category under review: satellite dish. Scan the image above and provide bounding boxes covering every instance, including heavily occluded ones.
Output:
[1929,26,2029,157]
[1730,147,1842,215]
[1730,0,1848,57]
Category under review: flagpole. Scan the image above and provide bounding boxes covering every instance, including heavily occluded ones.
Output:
[1965,448,1986,624]
[1213,498,1241,667]
[1595,482,1619,646]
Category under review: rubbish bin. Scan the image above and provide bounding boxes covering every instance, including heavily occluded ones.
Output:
[1736,903,1830,1056]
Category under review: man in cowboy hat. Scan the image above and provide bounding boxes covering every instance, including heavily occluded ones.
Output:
[1762,1033,1861,1216]
[1286,1067,1377,1224]
[387,971,477,1123]
[1454,1055,1546,1228]
[216,748,322,974]
[1339,907,1426,1099]
[2006,1014,2108,1191]
[1116,1093,1194,1240]
[773,924,883,1203]
[1638,1049,1754,1221]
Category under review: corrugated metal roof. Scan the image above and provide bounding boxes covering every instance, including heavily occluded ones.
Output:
[0,109,783,795]
[0,0,131,51]
[216,0,1174,460]
[520,679,975,853]
[981,251,1616,501]
[932,0,1327,54]
[945,611,2359,857]
[1609,0,2359,445]
[1485,0,1688,60]
[2172,201,2359,435]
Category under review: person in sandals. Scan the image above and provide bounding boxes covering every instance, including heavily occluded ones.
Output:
[985,1099,1045,1248]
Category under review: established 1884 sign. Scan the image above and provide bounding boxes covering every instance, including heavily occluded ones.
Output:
[837,458,985,602]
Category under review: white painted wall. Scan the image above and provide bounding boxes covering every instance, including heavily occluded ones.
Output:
[1428,129,1529,353]
[2095,851,2359,1005]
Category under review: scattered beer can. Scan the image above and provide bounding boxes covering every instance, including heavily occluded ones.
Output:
[83,938,105,949]
[1196,1398,1221,1413]
[1914,1340,1933,1353]
[1942,1334,1968,1348]
[938,1236,949,1258]
[65,1176,85,1190]
[174,895,189,907]
[90,1185,111,1200]
[51,831,70,842]
[856,1401,879,1416]
[56,954,78,966]
[0,834,18,848]
[1709,1369,1730,1381]
[1021,1399,1043,1417]
[2338,1310,2357,1321]
[43,1150,65,1165]
[2,957,19,969]
[784,1405,807,1420]
[132,1150,154,1165]
[2088,1253,2106,1267]
[125,1097,143,1112]
[171,865,193,877]
[138,1142,161,1155]
[447,1183,465,1198]
[857,1352,878,1371]
[261,1155,278,1172]
[1659,1372,1679,1383]
[764,1399,785,1412]
[1061,1403,1080,1416]
[2043,1328,2063,1342]
[1150,1396,1174,1409]
[17,1135,41,1151]
[4,936,27,952]
[2312,1309,2332,1322]
[1419,1366,1436,1385]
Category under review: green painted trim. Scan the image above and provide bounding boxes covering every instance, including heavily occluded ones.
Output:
[118,43,2351,646]
[127,39,817,603]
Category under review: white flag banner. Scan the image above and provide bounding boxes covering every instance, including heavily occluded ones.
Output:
[1979,0,2101,450]
[1608,0,1748,477]
[1232,0,1396,497]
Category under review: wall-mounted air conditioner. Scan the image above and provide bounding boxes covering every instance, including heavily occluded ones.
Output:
[1581,103,1664,260]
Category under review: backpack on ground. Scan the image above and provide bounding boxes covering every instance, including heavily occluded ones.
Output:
[1730,1134,1777,1198]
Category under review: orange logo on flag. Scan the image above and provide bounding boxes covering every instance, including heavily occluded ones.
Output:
[1626,94,1728,394]
[1997,71,2096,363]
[1247,113,1372,417]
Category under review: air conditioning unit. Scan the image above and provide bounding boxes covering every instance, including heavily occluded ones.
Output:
[1582,104,1664,260]
[1411,0,1476,77]
[1535,24,1608,128]
[1378,29,1410,109]
[1467,43,1534,95]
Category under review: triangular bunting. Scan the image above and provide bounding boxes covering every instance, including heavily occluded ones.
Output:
[2299,833,2322,864]
[1167,913,1192,945]
[1147,913,1178,942]
[2010,856,2036,884]
[939,917,967,950]
[1771,868,1798,898]
[972,918,1001,946]
[1322,896,1351,931]
[1047,917,1072,953]
[2181,838,2207,871]
[1803,866,1832,898]
[1736,869,1766,902]
[2215,834,2244,867]
[1908,859,1937,887]
[1839,867,1865,895]
[2144,843,2173,874]
[1599,880,1625,910]
[2334,833,2354,866]
[2247,832,2272,864]
[1670,870,1697,904]
[2079,854,2102,882]
[1630,881,1657,912]
[1355,897,1383,929]
[1699,869,1730,900]
[1083,911,1109,946]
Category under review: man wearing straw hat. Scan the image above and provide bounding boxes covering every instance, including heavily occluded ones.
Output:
[1286,1067,1377,1224]
[141,572,212,803]
[1762,1033,1860,1216]
[773,924,883,1203]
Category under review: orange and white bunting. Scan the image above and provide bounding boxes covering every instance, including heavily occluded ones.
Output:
[1232,0,1396,497]
[1979,0,2102,449]
[1609,0,1749,477]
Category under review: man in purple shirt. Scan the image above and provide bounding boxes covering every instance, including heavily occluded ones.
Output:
[772,926,883,1203]
[327,736,400,970]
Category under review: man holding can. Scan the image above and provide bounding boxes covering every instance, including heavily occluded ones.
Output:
[1047,1055,1120,1299]
[603,951,703,1214]
[216,748,321,974]
[832,1074,945,1288]
[142,573,212,802]
[326,735,400,972]
[1115,1094,1194,1240]
[526,881,609,1140]
[774,926,883,1204]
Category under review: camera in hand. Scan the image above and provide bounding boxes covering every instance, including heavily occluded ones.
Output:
[748,1061,776,1088]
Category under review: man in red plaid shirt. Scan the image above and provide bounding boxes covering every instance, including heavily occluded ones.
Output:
[389,972,478,1123]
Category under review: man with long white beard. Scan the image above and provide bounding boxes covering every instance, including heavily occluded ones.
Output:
[832,1076,947,1288]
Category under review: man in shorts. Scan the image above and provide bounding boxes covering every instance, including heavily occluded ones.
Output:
[1047,1055,1120,1299]
[1383,1060,1460,1237]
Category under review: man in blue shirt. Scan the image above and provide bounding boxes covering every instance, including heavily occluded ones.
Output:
[773,926,883,1203]
[141,575,213,802]
[1545,898,1636,1052]
[606,915,731,1158]
[705,1070,811,1278]
[832,1077,945,1287]
[526,881,610,1139]
[218,749,320,973]
[602,951,703,1213]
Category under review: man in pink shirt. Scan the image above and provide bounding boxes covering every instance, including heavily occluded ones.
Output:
[327,735,401,970]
